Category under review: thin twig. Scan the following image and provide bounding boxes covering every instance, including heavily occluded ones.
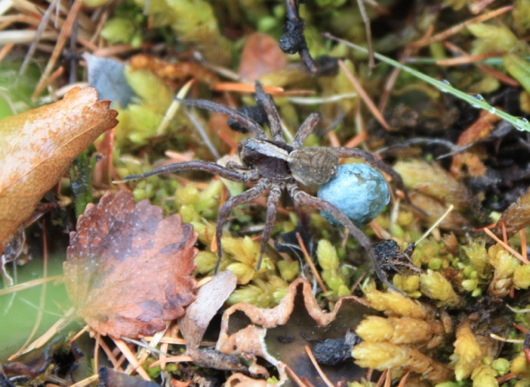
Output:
[356,0,374,70]
[113,338,151,381]
[411,5,514,47]
[19,0,61,76]
[295,232,327,293]
[285,364,311,387]
[304,345,334,387]
[70,374,99,387]
[482,228,529,264]
[0,275,62,296]
[442,41,518,86]
[416,205,454,246]
[337,59,391,130]
[9,223,49,358]
[33,0,83,97]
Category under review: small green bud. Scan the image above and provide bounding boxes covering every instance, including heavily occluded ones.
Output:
[278,260,299,281]
[101,18,136,45]
[317,239,339,270]
[428,257,443,270]
[462,278,478,292]
[492,358,510,376]
[514,265,530,289]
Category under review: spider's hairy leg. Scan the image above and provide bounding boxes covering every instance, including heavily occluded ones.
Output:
[122,161,254,182]
[334,147,421,213]
[214,181,269,273]
[292,112,321,148]
[174,97,267,139]
[254,82,283,142]
[256,184,282,270]
[290,185,404,294]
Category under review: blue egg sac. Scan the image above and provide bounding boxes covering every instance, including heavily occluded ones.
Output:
[317,164,391,226]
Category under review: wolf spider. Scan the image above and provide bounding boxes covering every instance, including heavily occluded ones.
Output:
[125,83,410,292]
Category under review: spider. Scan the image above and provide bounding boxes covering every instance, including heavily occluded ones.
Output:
[124,83,410,292]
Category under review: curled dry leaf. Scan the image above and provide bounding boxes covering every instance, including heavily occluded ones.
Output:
[64,190,197,338]
[215,279,372,385]
[0,87,118,253]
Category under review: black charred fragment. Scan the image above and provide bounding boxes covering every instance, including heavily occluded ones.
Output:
[280,0,317,72]
[228,104,269,133]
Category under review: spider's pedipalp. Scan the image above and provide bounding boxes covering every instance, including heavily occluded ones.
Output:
[292,112,321,148]
[290,184,404,294]
[257,184,282,270]
[215,180,270,273]
[175,97,267,139]
[123,161,253,182]
[255,82,284,142]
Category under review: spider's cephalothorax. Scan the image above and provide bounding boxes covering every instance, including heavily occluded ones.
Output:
[124,83,410,292]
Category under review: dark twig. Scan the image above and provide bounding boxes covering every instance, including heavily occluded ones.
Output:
[280,0,318,73]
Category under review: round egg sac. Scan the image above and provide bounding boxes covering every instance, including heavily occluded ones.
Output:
[317,163,391,226]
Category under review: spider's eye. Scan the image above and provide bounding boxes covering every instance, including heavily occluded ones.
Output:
[317,164,390,226]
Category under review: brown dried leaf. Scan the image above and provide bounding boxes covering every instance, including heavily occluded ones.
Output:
[64,190,197,338]
[238,33,288,81]
[216,279,372,385]
[0,87,118,253]
[394,159,488,227]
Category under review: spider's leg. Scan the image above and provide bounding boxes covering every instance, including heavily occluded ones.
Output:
[292,112,321,148]
[254,82,284,142]
[333,147,423,214]
[290,185,404,294]
[175,98,267,139]
[122,161,256,183]
[215,181,269,273]
[256,183,281,270]
[225,161,252,171]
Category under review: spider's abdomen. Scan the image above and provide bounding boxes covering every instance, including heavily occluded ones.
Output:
[239,138,293,180]
[288,147,339,187]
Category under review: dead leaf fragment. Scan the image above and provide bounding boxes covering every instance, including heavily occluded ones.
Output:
[238,33,288,81]
[180,271,237,350]
[64,190,197,338]
[0,86,118,253]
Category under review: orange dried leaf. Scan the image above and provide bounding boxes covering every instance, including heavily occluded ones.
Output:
[0,87,118,253]
[129,54,219,85]
[64,190,197,338]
